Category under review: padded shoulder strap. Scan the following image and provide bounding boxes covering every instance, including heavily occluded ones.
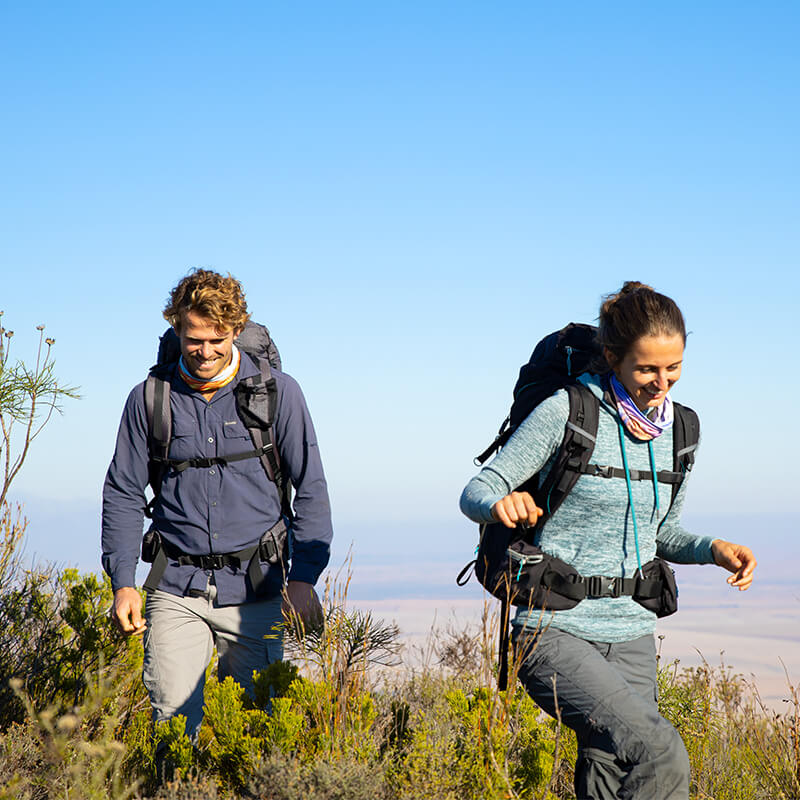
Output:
[533,383,599,525]
[144,369,172,515]
[236,354,293,520]
[671,402,700,504]
[651,402,700,535]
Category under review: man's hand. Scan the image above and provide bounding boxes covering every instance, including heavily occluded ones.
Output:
[112,586,147,636]
[282,580,323,631]
[711,539,757,591]
[491,491,544,529]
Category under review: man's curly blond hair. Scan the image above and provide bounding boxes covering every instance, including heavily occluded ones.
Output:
[164,268,251,333]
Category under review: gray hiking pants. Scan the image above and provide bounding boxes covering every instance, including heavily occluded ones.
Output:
[515,626,689,800]
[142,583,284,738]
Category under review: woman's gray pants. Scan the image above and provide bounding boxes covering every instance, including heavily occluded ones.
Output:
[515,626,689,800]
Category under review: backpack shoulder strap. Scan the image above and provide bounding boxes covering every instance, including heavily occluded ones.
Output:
[143,367,173,517]
[235,354,293,520]
[533,382,599,524]
[670,402,700,504]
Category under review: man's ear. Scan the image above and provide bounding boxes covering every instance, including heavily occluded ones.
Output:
[173,309,186,336]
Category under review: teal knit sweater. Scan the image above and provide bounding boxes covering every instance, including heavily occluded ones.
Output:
[459,374,716,643]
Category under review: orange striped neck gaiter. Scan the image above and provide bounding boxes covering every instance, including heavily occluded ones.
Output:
[178,345,241,393]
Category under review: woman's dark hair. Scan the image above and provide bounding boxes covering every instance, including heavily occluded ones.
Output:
[597,281,686,368]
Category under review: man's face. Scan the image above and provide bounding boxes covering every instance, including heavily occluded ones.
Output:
[178,310,240,380]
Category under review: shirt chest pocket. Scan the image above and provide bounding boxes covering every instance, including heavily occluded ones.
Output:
[222,420,263,475]
[168,418,198,461]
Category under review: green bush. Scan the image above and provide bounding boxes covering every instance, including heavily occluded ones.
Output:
[0,558,145,729]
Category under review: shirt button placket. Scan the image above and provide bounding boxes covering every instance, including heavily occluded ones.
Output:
[208,408,221,541]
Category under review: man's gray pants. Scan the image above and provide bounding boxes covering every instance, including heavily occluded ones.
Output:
[515,626,689,800]
[143,584,284,738]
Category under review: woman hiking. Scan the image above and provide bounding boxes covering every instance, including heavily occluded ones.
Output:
[459,281,756,800]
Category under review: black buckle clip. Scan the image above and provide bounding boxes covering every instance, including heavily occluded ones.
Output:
[586,575,619,598]
[259,538,277,562]
[198,554,226,571]
[592,464,613,479]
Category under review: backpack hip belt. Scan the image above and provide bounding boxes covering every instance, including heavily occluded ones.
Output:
[457,532,671,612]
[141,518,288,595]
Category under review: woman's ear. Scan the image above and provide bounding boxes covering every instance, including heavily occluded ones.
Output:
[603,347,617,370]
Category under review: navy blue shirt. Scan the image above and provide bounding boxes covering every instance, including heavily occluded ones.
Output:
[102,355,333,604]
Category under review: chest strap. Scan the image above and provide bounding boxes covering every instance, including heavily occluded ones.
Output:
[153,442,275,474]
[570,460,684,484]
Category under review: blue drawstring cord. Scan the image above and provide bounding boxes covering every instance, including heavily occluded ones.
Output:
[648,440,660,520]
[617,420,644,577]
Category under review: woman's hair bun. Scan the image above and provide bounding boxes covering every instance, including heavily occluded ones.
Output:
[600,281,654,316]
[598,281,685,367]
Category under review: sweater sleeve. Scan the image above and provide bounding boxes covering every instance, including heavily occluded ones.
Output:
[459,391,568,524]
[655,438,716,564]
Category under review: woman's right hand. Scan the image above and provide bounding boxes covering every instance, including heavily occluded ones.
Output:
[491,491,544,529]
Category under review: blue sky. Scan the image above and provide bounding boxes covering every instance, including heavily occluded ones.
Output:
[1,2,798,577]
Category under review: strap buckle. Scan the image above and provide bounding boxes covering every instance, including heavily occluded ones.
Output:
[591,464,613,478]
[198,554,226,571]
[586,575,619,598]
[259,537,277,562]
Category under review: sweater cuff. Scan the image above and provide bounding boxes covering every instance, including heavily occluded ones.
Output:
[695,536,717,565]
[459,491,505,525]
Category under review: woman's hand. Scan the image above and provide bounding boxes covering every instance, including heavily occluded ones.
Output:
[491,491,544,529]
[711,539,757,591]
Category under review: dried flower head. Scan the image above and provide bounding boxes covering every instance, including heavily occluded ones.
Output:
[56,713,80,732]
[36,324,45,331]
[45,338,55,346]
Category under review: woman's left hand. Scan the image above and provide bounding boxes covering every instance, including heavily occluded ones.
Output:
[711,539,757,591]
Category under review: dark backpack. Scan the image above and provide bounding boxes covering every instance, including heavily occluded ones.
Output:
[458,322,700,688]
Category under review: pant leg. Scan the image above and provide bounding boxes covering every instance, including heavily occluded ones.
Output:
[516,626,689,800]
[208,589,284,698]
[574,636,675,799]
[143,589,215,739]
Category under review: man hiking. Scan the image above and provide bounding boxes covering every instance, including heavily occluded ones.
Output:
[102,268,333,741]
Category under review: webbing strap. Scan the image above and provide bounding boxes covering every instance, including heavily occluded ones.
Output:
[246,357,293,520]
[142,548,168,593]
[142,519,287,594]
[565,420,596,443]
[498,597,510,692]
[154,443,274,473]
[577,462,683,484]
[543,571,662,601]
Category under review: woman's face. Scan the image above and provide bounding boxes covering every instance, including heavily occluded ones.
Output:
[608,333,685,412]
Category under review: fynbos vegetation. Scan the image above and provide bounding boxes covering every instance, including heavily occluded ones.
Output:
[0,321,798,799]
